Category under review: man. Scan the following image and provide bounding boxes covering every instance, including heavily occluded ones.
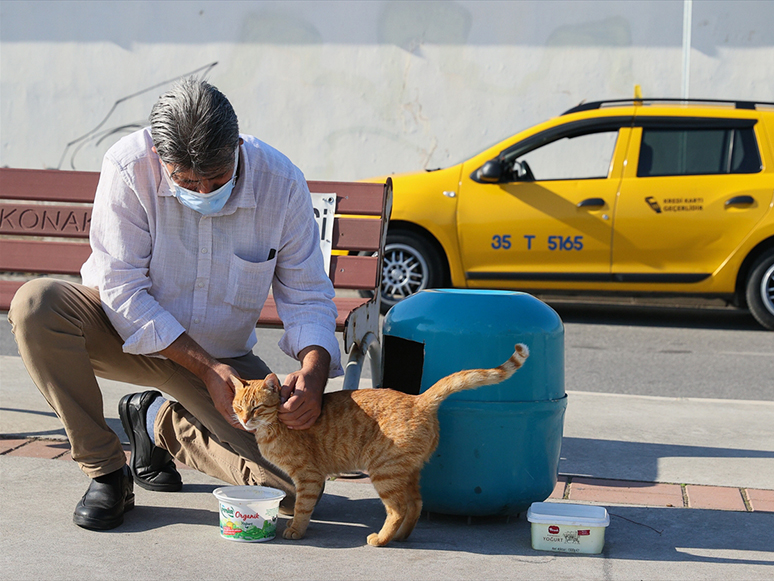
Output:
[8,78,342,530]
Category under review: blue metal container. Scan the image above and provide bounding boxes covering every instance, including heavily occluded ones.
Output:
[381,289,567,516]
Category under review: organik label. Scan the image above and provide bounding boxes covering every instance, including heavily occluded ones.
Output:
[218,506,279,542]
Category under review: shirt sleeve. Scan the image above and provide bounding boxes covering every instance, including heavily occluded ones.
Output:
[82,155,186,355]
[271,176,344,377]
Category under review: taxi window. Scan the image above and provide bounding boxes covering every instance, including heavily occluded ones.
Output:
[516,130,619,181]
[638,127,761,177]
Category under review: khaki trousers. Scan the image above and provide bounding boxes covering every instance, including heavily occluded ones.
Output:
[8,278,294,500]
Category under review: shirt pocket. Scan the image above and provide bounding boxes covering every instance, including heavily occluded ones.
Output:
[224,254,276,311]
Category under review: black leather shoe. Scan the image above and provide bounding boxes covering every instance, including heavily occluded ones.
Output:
[119,390,182,492]
[73,465,134,530]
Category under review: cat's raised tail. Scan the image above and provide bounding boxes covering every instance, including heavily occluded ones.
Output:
[418,344,530,412]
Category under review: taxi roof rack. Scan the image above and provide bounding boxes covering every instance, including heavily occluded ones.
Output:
[563,98,774,116]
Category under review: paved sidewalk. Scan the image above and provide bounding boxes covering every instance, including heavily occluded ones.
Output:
[3,435,773,514]
[2,353,773,579]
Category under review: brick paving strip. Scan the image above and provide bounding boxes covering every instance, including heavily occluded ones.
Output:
[3,436,773,513]
[539,473,772,514]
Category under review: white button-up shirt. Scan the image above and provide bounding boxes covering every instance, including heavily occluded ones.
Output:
[81,128,343,376]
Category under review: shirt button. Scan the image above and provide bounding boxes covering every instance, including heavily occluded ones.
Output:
[193,318,200,324]
[201,248,208,254]
[197,282,205,288]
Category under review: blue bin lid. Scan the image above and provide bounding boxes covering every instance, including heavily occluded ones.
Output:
[383,289,564,402]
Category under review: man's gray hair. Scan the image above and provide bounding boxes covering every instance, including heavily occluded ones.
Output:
[150,78,239,177]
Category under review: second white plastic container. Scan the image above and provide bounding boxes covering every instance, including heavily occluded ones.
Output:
[527,502,610,554]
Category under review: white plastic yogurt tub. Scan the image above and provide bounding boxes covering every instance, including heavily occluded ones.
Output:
[212,486,286,542]
[527,502,610,554]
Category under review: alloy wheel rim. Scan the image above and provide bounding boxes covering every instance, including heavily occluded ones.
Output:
[761,263,774,316]
[381,243,429,304]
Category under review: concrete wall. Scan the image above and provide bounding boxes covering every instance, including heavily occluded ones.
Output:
[2,0,773,180]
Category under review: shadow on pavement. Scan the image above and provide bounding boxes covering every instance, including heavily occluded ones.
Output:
[560,437,774,483]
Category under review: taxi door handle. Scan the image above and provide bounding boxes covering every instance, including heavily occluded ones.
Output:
[577,198,606,208]
[725,195,755,207]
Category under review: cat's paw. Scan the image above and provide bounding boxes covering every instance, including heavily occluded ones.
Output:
[367,533,389,547]
[282,526,305,540]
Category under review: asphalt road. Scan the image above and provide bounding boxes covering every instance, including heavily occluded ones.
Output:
[552,300,773,402]
[2,298,771,402]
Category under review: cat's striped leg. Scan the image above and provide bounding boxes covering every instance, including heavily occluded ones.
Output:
[282,474,325,540]
[367,478,408,546]
[393,472,422,542]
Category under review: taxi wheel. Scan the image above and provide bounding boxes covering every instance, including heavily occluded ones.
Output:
[360,231,446,314]
[380,232,446,313]
[745,250,774,331]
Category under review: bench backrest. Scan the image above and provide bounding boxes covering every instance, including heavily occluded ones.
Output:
[0,168,392,322]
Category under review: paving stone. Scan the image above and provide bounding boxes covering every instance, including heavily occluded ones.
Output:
[570,478,684,507]
[6,439,69,459]
[0,438,28,454]
[747,488,774,512]
[686,484,746,511]
[549,475,568,499]
[56,450,75,461]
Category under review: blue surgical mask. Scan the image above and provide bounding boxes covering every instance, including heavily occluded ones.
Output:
[164,148,239,215]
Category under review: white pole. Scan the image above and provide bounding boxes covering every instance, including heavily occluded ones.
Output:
[682,0,693,99]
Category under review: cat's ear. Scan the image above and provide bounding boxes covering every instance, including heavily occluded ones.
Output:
[264,373,281,391]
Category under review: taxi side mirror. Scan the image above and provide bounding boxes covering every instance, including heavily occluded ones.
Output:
[474,160,503,183]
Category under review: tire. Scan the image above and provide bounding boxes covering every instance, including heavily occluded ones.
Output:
[360,230,447,314]
[745,250,774,331]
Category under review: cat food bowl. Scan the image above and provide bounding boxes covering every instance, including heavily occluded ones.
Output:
[212,486,286,542]
[527,502,610,554]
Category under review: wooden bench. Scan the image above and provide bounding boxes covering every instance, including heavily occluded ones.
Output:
[0,168,392,390]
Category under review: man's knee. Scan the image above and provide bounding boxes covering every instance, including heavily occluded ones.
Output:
[9,278,74,334]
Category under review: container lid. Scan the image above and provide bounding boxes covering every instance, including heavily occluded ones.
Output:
[527,502,610,527]
[213,485,286,502]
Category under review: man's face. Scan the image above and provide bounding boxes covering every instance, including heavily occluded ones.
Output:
[163,163,234,195]
[152,140,241,194]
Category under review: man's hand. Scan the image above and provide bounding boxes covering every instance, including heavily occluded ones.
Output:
[160,333,246,430]
[278,345,330,430]
[203,362,245,430]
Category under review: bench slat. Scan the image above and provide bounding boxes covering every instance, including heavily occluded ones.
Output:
[0,279,375,329]
[308,180,386,216]
[0,171,387,215]
[0,239,91,275]
[0,280,24,311]
[0,242,379,287]
[0,240,379,288]
[332,217,382,252]
[0,168,99,203]
[328,255,378,289]
[257,296,370,332]
[0,203,91,238]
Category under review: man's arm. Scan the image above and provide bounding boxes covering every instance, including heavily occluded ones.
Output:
[278,345,331,430]
[160,333,245,430]
[84,151,188,355]
[271,176,343,379]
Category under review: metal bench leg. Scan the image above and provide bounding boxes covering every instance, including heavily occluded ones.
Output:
[367,338,381,388]
[342,347,364,390]
[342,331,379,391]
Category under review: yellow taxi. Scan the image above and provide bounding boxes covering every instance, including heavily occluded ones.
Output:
[367,97,774,330]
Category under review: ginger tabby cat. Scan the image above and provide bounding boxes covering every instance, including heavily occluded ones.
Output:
[232,343,529,546]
